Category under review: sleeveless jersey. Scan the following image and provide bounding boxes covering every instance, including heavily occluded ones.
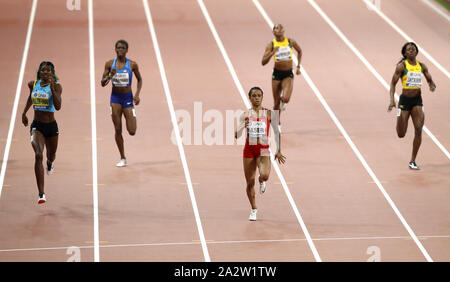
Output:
[273,37,293,63]
[31,80,55,112]
[111,58,132,87]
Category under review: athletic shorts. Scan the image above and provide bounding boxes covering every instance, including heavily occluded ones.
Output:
[272,69,293,81]
[398,94,423,111]
[111,91,134,108]
[30,120,59,138]
[243,143,270,158]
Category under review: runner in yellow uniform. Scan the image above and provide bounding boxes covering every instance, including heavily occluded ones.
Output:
[388,42,436,170]
[261,24,302,118]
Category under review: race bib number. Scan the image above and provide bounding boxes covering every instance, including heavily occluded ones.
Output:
[112,72,130,87]
[248,121,267,138]
[275,46,291,61]
[31,92,50,107]
[405,71,422,88]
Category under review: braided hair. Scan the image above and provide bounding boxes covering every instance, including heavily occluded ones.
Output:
[36,61,58,82]
[398,42,419,64]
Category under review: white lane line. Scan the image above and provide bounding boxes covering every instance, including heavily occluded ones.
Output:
[199,0,321,262]
[142,0,211,262]
[2,234,449,253]
[420,0,450,22]
[364,0,450,78]
[295,0,434,262]
[0,0,38,199]
[88,0,100,263]
[314,1,450,161]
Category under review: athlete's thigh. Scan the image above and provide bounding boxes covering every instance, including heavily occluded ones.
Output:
[256,155,271,177]
[31,129,45,153]
[272,80,282,99]
[396,109,410,131]
[281,77,293,100]
[243,157,257,183]
[45,135,58,155]
[110,103,123,125]
[122,107,137,131]
[410,106,424,129]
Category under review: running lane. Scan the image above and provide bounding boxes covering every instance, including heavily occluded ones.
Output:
[0,0,31,170]
[149,0,315,261]
[315,0,450,150]
[370,0,450,67]
[204,0,430,261]
[312,0,450,261]
[92,0,203,261]
[258,0,450,261]
[0,0,95,262]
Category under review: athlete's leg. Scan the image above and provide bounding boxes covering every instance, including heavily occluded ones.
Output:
[123,107,137,136]
[396,109,410,138]
[45,135,58,170]
[111,103,125,159]
[243,157,257,210]
[31,130,46,195]
[280,76,294,104]
[410,106,424,163]
[256,155,271,183]
[272,80,282,110]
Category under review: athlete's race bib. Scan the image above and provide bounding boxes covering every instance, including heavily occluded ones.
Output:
[275,46,291,61]
[112,72,130,87]
[405,71,422,88]
[31,91,50,109]
[248,120,267,138]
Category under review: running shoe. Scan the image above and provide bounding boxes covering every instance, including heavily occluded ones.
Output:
[38,194,46,204]
[46,162,54,175]
[259,181,266,194]
[409,161,420,170]
[116,158,127,167]
[249,209,258,221]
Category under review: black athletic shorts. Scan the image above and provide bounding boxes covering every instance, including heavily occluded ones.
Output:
[30,120,59,138]
[272,69,293,81]
[398,94,423,111]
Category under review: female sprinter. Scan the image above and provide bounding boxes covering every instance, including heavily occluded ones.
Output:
[261,24,302,115]
[388,42,436,170]
[101,39,142,167]
[235,87,286,221]
[22,61,62,204]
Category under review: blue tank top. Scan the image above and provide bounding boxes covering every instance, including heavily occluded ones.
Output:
[31,80,55,112]
[111,58,132,87]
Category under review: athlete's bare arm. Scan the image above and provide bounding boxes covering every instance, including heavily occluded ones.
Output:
[261,42,278,66]
[290,38,302,75]
[235,111,249,139]
[388,62,404,112]
[131,60,142,105]
[421,62,436,92]
[101,60,115,87]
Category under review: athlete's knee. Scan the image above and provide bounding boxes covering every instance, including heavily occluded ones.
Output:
[281,96,290,103]
[34,151,44,161]
[128,129,136,136]
[259,173,269,182]
[246,179,255,190]
[397,131,406,138]
[114,126,122,135]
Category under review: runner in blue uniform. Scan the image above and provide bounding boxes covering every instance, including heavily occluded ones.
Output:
[22,61,62,204]
[101,40,143,167]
